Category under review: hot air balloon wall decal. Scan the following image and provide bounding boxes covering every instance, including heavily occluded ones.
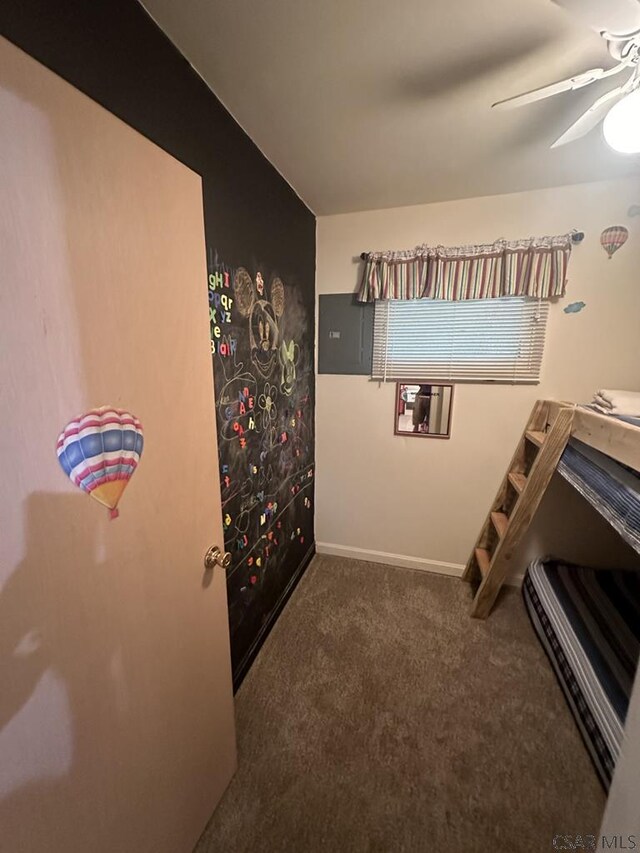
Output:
[600,225,628,260]
[56,407,144,519]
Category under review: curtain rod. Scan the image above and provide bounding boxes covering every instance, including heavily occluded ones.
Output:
[359,230,585,260]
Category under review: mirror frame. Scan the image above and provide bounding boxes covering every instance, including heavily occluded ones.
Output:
[394,381,454,440]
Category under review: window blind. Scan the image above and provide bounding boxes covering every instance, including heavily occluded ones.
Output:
[372,297,549,383]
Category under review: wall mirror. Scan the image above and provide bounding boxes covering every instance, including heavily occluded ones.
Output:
[395,383,454,439]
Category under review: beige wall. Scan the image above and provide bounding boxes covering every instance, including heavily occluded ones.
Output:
[316,178,640,574]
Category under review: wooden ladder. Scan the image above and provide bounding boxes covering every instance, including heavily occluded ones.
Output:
[462,399,575,618]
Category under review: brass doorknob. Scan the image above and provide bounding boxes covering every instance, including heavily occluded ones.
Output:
[204,545,232,570]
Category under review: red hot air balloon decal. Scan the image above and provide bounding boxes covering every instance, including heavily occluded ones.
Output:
[600,225,628,259]
[56,407,143,519]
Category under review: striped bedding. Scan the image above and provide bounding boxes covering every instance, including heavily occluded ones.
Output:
[557,438,640,556]
[613,414,640,428]
[523,558,640,789]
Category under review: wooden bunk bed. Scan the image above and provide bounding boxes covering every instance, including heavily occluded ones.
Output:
[463,399,640,617]
[463,399,640,788]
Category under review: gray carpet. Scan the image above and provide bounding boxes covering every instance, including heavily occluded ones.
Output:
[195,555,605,853]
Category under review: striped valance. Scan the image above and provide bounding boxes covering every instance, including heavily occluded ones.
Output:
[357,233,574,302]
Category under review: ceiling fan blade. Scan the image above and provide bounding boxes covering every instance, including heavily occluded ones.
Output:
[552,0,640,37]
[550,86,627,146]
[492,68,605,109]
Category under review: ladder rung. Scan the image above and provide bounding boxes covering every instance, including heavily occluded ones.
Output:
[525,430,546,447]
[490,511,509,539]
[508,472,527,493]
[475,547,491,578]
[464,400,575,619]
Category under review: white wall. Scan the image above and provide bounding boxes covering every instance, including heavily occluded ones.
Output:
[316,178,640,574]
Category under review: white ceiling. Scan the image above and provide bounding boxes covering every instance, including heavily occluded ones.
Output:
[142,0,640,214]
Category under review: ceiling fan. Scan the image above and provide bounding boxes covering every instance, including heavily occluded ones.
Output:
[492,0,640,151]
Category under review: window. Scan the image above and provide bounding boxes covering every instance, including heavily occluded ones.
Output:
[372,297,549,383]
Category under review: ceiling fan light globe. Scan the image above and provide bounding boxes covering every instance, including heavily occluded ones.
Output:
[603,89,640,153]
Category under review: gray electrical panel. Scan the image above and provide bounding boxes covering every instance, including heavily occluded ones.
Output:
[318,293,374,375]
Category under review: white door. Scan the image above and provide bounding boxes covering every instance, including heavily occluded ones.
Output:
[0,36,236,852]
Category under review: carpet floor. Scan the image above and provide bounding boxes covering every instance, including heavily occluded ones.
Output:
[195,555,605,853]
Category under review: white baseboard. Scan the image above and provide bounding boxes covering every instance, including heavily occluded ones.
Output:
[315,542,464,577]
[315,542,524,587]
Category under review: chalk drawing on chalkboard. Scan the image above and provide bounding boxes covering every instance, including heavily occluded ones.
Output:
[270,277,285,316]
[217,372,258,444]
[279,340,300,396]
[258,383,278,430]
[209,255,314,678]
[233,267,285,379]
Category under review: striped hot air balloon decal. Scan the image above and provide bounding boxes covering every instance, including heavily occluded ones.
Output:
[56,407,143,518]
[600,225,628,259]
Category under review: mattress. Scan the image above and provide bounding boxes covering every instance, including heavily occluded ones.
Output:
[523,558,640,789]
[557,438,640,556]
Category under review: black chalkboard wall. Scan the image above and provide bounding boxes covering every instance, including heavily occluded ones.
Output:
[0,0,316,687]
[210,258,314,677]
